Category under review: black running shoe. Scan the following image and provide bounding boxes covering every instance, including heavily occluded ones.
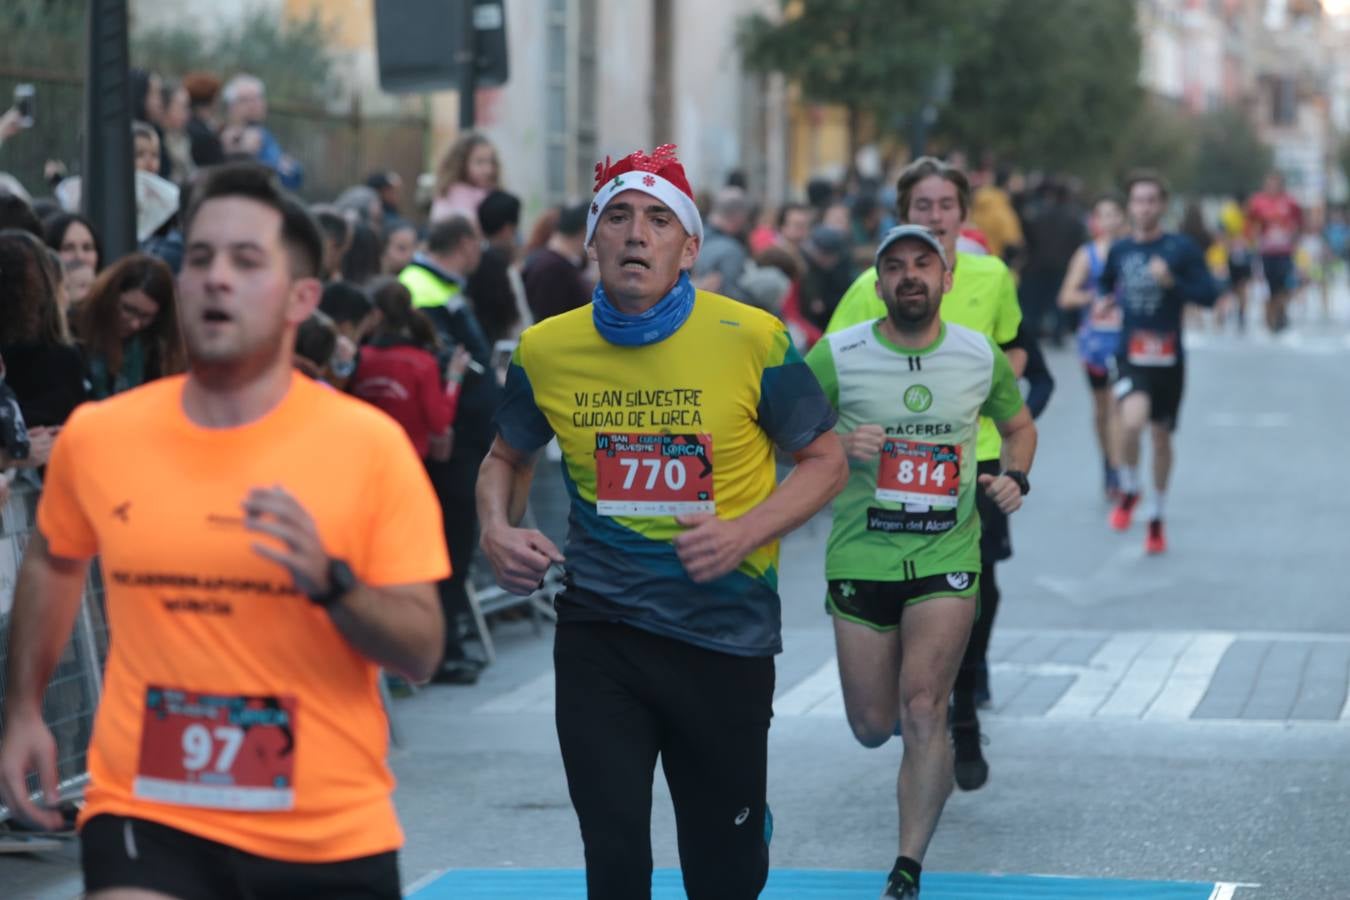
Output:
[952,719,989,791]
[881,862,919,898]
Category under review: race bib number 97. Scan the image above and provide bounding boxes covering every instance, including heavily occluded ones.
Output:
[133,687,297,811]
[595,432,715,517]
[875,440,960,508]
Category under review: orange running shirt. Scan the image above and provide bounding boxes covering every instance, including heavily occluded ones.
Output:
[37,374,450,863]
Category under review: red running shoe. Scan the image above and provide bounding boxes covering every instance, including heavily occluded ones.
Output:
[1109,493,1138,531]
[1145,519,1167,555]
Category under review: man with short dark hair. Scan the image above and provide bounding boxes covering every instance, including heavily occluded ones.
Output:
[523,201,591,322]
[0,162,447,899]
[1101,172,1218,554]
[399,214,497,684]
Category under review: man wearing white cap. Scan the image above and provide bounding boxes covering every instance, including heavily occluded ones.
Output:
[477,144,846,899]
[805,225,1037,899]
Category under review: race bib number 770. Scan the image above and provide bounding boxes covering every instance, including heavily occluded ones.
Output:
[594,432,715,517]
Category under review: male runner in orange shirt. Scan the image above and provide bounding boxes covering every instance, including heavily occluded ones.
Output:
[0,163,448,900]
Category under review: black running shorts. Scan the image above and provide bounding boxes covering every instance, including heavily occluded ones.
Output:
[1261,253,1294,294]
[826,574,980,631]
[81,814,401,900]
[1114,361,1185,432]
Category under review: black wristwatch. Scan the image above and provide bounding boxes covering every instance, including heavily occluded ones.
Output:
[1002,470,1031,497]
[308,557,357,609]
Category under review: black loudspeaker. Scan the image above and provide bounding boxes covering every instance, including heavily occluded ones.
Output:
[375,0,509,94]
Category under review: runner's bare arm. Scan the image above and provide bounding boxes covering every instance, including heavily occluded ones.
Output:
[1057,246,1092,309]
[978,407,1038,514]
[1002,346,1027,378]
[995,406,1036,474]
[242,487,443,683]
[674,429,847,584]
[325,582,443,683]
[478,437,564,596]
[0,531,91,829]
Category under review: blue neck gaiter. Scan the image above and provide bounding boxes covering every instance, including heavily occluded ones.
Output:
[591,272,696,347]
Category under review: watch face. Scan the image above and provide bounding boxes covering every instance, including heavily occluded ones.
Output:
[313,559,355,606]
[331,559,356,592]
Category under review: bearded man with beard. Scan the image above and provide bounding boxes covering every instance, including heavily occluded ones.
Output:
[804,224,1037,899]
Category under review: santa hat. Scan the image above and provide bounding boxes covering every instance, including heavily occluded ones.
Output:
[586,144,703,245]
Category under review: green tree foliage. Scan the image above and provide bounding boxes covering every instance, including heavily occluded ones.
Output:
[739,0,1000,147]
[0,0,87,70]
[133,8,337,107]
[1189,106,1271,198]
[941,0,1141,178]
[1105,97,1198,192]
[740,0,1142,178]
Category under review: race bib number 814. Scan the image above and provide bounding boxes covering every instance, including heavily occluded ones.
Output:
[595,432,715,517]
[875,439,961,508]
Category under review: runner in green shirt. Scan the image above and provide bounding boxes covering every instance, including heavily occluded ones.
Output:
[827,157,1034,791]
[806,225,1036,900]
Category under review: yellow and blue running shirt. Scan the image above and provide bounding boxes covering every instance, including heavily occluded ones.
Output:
[825,252,1021,462]
[495,290,837,656]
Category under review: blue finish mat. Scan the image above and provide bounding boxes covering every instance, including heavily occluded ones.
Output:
[410,868,1223,898]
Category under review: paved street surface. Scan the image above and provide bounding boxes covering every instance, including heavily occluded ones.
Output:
[9,294,1350,899]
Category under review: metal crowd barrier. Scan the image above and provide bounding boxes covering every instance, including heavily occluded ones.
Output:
[0,481,108,824]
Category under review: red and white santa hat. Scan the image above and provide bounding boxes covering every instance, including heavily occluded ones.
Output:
[586,144,703,245]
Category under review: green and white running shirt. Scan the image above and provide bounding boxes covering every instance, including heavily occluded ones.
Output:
[805,320,1023,581]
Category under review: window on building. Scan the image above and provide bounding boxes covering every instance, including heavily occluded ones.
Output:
[1270,76,1297,126]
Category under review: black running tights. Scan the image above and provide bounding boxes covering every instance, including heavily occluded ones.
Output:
[554,620,774,900]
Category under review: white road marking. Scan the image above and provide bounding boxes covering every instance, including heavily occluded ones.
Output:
[1045,632,1152,719]
[1096,632,1195,719]
[1144,633,1237,721]
[989,661,1088,678]
[1204,411,1292,428]
[466,629,1350,726]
